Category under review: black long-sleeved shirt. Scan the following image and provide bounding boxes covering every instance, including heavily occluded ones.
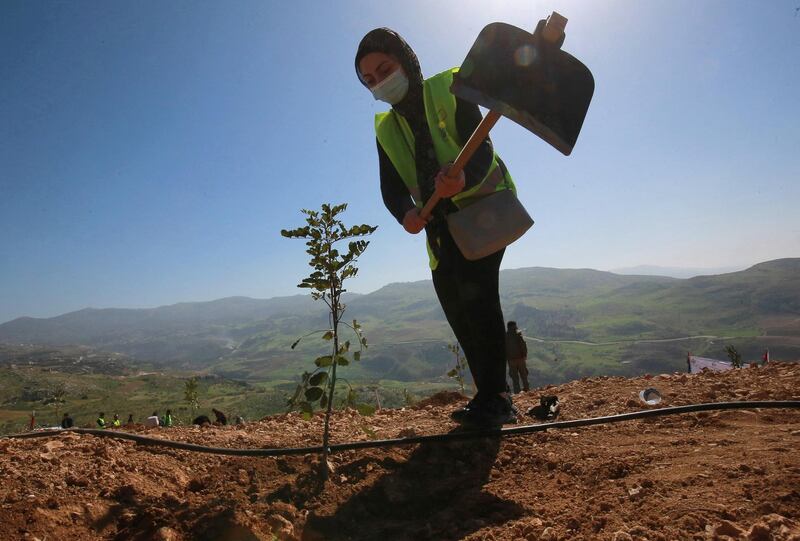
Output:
[377,96,494,224]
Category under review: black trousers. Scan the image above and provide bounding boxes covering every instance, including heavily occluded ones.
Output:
[431,228,507,396]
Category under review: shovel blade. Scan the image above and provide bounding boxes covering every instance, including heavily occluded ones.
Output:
[451,22,594,156]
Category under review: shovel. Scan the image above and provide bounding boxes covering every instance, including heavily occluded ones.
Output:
[419,12,594,258]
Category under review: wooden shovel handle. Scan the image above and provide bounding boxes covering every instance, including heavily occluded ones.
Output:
[419,110,501,220]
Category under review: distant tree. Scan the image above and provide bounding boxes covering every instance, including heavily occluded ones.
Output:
[446,342,468,394]
[725,345,742,368]
[281,203,377,481]
[184,377,200,416]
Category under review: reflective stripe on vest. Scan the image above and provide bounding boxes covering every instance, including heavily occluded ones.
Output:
[374,68,516,268]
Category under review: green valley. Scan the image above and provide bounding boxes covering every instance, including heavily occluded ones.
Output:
[1,259,798,434]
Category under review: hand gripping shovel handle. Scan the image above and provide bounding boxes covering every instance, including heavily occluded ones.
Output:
[418,11,568,221]
[418,111,501,220]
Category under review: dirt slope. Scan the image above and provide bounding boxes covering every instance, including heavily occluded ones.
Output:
[1,362,799,541]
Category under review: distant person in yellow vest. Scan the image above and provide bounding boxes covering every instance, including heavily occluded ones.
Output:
[160,409,173,427]
[111,413,121,428]
[356,28,518,426]
[505,321,530,394]
[96,412,106,429]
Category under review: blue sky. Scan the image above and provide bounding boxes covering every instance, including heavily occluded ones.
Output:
[2,0,799,323]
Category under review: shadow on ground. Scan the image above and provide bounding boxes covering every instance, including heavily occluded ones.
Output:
[303,429,525,540]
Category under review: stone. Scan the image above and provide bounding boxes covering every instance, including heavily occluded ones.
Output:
[746,523,771,541]
[267,513,293,536]
[66,475,89,488]
[627,486,642,500]
[714,520,745,538]
[154,527,181,541]
[539,527,558,541]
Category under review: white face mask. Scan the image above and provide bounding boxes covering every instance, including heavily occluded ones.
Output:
[370,68,409,105]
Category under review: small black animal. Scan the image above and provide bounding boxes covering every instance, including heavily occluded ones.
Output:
[527,395,560,420]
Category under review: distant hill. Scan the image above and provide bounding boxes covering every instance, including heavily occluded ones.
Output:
[610,264,746,279]
[0,295,327,364]
[1,259,798,381]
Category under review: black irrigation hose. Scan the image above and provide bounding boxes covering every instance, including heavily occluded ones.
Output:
[3,401,799,457]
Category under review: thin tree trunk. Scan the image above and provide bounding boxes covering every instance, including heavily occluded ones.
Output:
[321,269,339,482]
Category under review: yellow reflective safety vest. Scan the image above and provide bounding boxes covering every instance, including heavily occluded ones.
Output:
[375,68,516,269]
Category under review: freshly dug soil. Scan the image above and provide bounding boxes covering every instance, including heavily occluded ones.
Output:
[1,362,798,540]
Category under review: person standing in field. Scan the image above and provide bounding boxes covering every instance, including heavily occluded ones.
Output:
[505,321,530,394]
[212,408,227,426]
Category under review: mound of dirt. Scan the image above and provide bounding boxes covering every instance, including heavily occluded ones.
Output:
[1,362,799,540]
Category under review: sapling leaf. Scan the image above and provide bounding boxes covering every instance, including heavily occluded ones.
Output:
[300,401,313,420]
[309,372,328,386]
[314,355,333,367]
[356,403,376,416]
[305,387,324,401]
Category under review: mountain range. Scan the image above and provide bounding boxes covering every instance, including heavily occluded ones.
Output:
[609,264,746,279]
[1,259,798,383]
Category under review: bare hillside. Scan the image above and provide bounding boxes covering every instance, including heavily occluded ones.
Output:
[1,362,799,540]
